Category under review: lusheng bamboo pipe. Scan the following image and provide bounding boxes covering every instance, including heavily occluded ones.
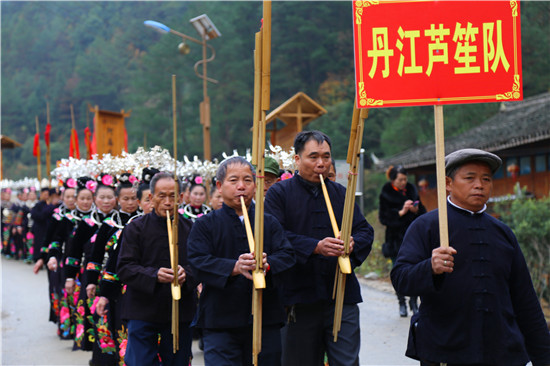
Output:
[241,196,266,289]
[166,211,181,301]
[320,173,347,301]
[332,103,368,341]
[248,2,271,361]
[320,174,351,275]
[250,29,264,366]
[169,74,180,353]
[320,174,340,237]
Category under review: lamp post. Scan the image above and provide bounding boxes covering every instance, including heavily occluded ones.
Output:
[145,15,221,161]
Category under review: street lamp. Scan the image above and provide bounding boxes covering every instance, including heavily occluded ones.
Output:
[144,15,221,161]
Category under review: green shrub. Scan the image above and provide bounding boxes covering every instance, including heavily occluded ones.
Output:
[494,195,550,304]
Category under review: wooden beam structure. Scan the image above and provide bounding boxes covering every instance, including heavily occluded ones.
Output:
[260,92,327,150]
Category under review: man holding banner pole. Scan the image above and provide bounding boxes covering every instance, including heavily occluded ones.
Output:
[391,149,550,366]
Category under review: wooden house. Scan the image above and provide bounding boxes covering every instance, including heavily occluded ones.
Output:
[263,92,326,151]
[377,92,550,211]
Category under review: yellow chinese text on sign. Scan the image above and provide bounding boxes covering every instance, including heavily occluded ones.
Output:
[353,1,522,108]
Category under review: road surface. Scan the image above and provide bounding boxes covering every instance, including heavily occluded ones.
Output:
[1,257,415,365]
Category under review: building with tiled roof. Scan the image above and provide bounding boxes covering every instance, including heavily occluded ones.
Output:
[377,92,550,211]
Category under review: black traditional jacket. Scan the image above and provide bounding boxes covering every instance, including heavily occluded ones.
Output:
[391,202,550,365]
[117,211,196,324]
[187,203,295,329]
[265,174,374,306]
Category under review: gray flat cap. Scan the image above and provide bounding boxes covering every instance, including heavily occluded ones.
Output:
[445,148,502,175]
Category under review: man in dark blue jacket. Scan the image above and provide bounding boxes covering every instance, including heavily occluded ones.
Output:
[391,148,550,366]
[118,172,196,366]
[187,156,295,365]
[265,131,374,366]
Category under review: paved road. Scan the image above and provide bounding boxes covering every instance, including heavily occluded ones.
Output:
[2,257,415,365]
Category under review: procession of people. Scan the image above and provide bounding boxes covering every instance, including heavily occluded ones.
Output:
[2,135,550,366]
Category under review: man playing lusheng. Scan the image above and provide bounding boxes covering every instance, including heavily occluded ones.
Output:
[187,156,295,365]
[117,172,196,366]
[391,148,550,366]
[265,130,374,366]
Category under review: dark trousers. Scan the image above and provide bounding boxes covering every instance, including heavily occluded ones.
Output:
[125,319,192,366]
[281,301,360,366]
[203,325,282,366]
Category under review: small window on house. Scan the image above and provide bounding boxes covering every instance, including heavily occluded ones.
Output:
[535,154,546,172]
[519,156,531,175]
[506,157,518,177]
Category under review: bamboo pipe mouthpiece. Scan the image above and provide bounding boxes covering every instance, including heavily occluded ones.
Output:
[338,256,352,274]
[166,211,172,241]
[319,174,340,238]
[253,270,266,289]
[241,197,256,253]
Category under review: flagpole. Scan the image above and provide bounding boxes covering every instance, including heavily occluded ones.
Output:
[70,104,77,159]
[35,116,42,181]
[85,106,91,160]
[45,102,51,186]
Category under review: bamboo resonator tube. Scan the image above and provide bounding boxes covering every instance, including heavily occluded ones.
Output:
[166,211,181,300]
[332,104,368,342]
[320,174,351,274]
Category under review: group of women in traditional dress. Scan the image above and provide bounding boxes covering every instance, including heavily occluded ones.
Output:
[5,162,218,365]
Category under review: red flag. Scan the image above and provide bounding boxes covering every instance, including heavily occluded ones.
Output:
[44,123,51,148]
[84,127,92,160]
[69,128,80,159]
[91,116,97,156]
[33,133,40,157]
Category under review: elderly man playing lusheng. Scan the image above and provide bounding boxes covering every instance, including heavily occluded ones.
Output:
[118,172,196,366]
[187,156,295,365]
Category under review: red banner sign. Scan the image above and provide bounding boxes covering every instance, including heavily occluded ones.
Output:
[353,1,522,108]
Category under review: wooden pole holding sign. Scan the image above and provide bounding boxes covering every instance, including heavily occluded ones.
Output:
[434,104,448,366]
[434,105,449,249]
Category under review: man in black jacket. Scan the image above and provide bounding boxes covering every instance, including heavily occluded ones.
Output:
[265,131,374,366]
[391,148,550,366]
[31,187,55,264]
[187,156,295,365]
[118,172,196,366]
